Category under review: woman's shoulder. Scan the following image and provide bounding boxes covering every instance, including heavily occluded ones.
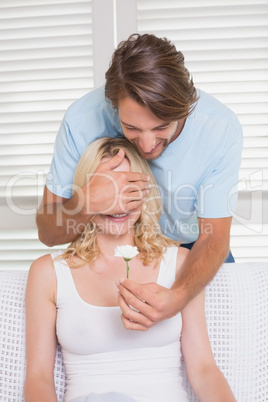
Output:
[26,254,58,303]
[162,245,189,261]
[28,254,56,285]
[30,253,54,270]
[161,245,188,270]
[175,246,189,277]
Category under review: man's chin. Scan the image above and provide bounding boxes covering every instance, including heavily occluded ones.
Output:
[142,146,167,160]
[129,140,168,160]
[143,153,161,160]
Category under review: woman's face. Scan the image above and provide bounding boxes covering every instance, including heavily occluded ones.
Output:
[92,156,142,238]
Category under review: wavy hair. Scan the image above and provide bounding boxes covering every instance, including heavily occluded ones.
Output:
[60,137,177,267]
[105,33,198,122]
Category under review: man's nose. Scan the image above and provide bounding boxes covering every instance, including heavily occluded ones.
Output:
[138,132,156,153]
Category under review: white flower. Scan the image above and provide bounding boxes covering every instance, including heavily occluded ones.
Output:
[114,245,139,278]
[114,245,139,260]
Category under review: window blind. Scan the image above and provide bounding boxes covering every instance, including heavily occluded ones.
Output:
[137,0,268,261]
[0,0,93,269]
[1,0,267,269]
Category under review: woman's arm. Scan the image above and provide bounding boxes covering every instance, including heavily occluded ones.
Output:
[181,290,236,402]
[24,254,58,402]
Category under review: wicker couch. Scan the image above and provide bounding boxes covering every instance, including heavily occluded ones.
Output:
[0,261,268,401]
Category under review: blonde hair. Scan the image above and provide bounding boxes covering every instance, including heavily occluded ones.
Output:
[60,137,177,267]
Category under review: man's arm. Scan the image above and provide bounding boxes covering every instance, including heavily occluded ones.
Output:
[36,186,89,247]
[117,216,232,331]
[37,150,149,246]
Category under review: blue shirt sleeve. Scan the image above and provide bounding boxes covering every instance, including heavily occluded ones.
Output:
[46,117,80,198]
[46,87,123,199]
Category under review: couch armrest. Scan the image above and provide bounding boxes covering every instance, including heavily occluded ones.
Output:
[0,270,66,401]
[181,261,268,401]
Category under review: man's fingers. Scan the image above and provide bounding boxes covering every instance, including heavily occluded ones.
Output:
[121,314,151,332]
[118,294,154,330]
[117,280,179,331]
[118,279,159,308]
[89,151,150,215]
[126,172,149,184]
[98,149,125,172]
[118,291,150,319]
[124,189,149,202]
[128,180,150,192]
[98,150,149,186]
[125,199,144,212]
[118,283,162,325]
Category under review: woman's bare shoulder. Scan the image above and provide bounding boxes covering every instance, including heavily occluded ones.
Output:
[175,246,189,277]
[28,254,56,288]
[29,253,54,272]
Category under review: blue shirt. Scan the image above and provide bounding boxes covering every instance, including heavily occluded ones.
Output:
[47,86,243,243]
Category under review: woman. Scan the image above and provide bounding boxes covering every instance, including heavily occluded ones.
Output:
[24,138,235,402]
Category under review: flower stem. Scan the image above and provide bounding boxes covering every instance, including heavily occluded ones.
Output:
[126,260,130,278]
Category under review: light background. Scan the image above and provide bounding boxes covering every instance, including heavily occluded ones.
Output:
[0,0,267,269]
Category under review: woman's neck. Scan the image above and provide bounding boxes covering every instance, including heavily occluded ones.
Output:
[96,231,136,260]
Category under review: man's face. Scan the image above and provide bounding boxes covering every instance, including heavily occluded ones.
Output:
[118,97,185,160]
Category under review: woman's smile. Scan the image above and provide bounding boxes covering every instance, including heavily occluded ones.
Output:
[106,212,131,222]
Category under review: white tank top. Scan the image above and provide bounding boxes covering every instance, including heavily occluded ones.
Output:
[53,247,188,402]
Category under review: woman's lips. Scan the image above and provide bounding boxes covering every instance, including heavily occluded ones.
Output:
[107,213,130,222]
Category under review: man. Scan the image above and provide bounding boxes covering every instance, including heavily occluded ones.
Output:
[37,34,243,331]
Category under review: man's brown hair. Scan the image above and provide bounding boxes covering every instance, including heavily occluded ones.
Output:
[105,33,198,122]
